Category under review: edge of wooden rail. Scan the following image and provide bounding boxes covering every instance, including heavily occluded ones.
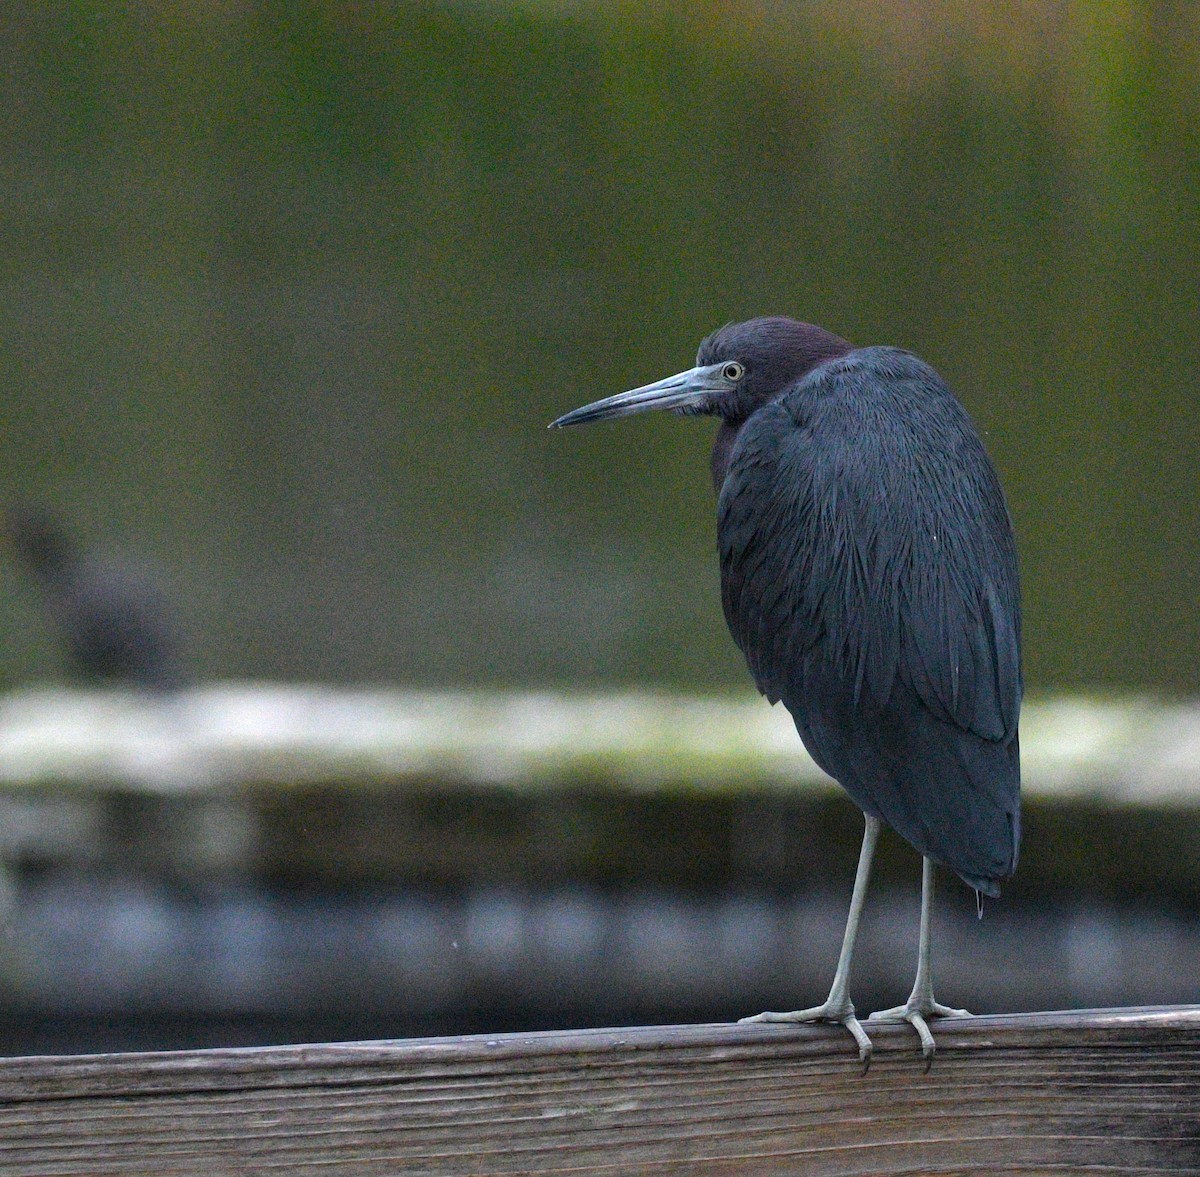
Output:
[1,1007,1198,1175]
[0,1004,1196,1098]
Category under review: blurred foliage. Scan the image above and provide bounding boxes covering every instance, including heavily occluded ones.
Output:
[0,1,1197,691]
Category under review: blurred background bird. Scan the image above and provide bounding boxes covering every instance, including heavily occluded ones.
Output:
[4,507,187,692]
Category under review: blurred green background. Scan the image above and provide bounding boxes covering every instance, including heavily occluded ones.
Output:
[0,1,1199,1057]
[1,0,1198,694]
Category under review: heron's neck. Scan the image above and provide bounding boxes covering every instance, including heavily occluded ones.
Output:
[710,420,744,494]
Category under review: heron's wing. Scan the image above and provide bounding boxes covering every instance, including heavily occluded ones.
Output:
[717,350,1021,887]
[717,349,1021,746]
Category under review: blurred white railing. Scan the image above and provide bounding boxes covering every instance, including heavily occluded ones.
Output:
[0,685,1196,804]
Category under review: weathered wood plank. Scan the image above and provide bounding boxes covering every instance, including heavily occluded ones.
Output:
[0,1008,1196,1174]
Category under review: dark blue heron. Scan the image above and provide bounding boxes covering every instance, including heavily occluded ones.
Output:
[551,317,1021,1065]
[5,507,187,692]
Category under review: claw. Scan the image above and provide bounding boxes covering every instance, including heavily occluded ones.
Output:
[740,1002,874,1069]
[907,1011,935,1068]
[737,818,881,1076]
[846,1014,873,1072]
[868,999,971,1065]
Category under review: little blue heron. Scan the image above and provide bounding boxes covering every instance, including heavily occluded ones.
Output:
[551,317,1021,1065]
[5,507,187,691]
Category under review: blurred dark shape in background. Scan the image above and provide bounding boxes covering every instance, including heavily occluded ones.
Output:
[4,507,187,691]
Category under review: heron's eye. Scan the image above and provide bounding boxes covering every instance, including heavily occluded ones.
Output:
[722,362,744,382]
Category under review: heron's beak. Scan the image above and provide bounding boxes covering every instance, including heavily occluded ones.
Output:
[549,362,730,428]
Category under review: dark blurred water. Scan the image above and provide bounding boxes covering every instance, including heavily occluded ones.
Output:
[1,2,1198,693]
[5,875,1198,1055]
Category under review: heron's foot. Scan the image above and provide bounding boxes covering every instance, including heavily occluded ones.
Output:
[740,1001,874,1069]
[867,999,972,1068]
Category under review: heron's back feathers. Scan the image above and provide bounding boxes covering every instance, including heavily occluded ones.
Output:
[718,347,1022,891]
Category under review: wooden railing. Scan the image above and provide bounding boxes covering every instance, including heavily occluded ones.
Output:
[0,1007,1197,1174]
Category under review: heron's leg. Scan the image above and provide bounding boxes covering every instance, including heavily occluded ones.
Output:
[740,813,881,1067]
[867,856,970,1066]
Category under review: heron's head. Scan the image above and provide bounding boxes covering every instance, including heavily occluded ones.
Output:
[550,317,852,429]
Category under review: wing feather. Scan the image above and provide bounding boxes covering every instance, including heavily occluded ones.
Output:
[717,347,1022,889]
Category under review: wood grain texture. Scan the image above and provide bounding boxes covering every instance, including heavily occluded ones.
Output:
[0,1007,1197,1175]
